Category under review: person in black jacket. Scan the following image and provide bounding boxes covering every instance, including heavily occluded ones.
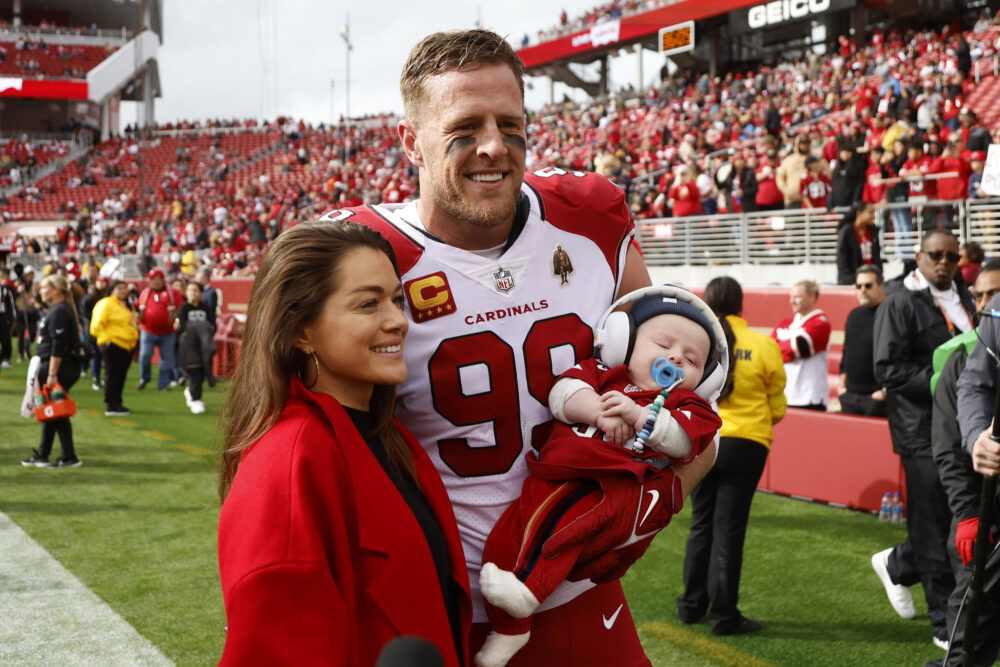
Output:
[176,282,216,415]
[21,274,83,468]
[871,230,977,650]
[837,265,887,416]
[0,271,16,368]
[837,201,883,285]
[927,261,1000,666]
[829,143,866,210]
[79,276,107,390]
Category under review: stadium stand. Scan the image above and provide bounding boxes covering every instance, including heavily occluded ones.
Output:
[0,39,117,78]
[3,20,1000,279]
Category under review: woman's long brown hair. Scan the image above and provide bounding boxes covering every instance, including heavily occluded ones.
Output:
[219,221,416,501]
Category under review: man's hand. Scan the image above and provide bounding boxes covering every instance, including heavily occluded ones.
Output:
[972,428,1000,477]
[542,471,682,583]
[956,517,979,566]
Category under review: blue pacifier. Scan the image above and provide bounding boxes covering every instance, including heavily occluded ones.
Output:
[651,357,684,389]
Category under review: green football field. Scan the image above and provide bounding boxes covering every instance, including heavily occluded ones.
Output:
[0,358,950,666]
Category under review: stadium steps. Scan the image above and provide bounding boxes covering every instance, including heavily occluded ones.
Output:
[0,140,93,201]
[967,72,1000,132]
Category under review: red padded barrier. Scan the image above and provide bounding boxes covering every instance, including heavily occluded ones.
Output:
[763,408,903,512]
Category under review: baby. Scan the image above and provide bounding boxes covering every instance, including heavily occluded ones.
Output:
[476,287,725,667]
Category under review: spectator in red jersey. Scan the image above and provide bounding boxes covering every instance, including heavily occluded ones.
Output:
[668,165,703,217]
[136,268,182,391]
[899,140,937,230]
[931,133,972,228]
[770,280,832,410]
[862,146,890,205]
[837,201,882,285]
[800,156,832,210]
[754,149,783,212]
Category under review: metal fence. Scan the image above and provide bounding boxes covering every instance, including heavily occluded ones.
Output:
[7,198,1000,276]
[635,197,1000,267]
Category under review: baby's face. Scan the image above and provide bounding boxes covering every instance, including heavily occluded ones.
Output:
[628,314,710,392]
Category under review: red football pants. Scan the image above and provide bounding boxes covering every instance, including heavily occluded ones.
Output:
[471,580,650,666]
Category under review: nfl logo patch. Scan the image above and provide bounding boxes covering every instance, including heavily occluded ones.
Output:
[493,267,514,293]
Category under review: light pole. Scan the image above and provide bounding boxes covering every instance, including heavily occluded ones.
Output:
[330,79,337,132]
[340,15,352,166]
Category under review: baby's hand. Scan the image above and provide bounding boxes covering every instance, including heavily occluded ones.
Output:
[596,413,634,445]
[600,391,639,420]
[598,392,641,445]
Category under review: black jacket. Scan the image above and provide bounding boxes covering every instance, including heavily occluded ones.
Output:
[836,223,882,285]
[874,273,976,456]
[932,345,981,521]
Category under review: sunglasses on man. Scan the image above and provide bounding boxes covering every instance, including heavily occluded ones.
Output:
[923,250,961,264]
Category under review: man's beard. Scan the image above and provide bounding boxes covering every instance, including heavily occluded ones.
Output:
[431,169,520,229]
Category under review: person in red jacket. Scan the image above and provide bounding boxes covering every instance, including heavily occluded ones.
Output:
[136,269,182,391]
[217,221,471,667]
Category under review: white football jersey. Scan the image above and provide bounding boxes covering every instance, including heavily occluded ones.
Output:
[320,168,634,618]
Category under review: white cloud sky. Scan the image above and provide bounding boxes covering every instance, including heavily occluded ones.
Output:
[123,0,670,128]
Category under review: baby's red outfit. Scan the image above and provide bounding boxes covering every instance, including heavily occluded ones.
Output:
[482,359,721,636]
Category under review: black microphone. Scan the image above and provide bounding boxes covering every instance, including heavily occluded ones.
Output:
[978,310,1000,319]
[375,636,444,667]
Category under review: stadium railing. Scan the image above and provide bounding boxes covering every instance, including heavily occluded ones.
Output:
[634,197,1000,266]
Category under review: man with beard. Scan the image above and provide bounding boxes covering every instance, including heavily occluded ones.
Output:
[318,29,717,666]
[872,230,976,652]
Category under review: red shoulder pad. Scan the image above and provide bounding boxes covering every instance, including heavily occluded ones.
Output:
[524,169,633,280]
[316,206,423,275]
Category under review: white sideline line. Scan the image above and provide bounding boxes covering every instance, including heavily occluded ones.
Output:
[0,511,174,666]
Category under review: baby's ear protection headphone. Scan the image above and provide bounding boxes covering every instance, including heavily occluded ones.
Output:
[593,284,729,403]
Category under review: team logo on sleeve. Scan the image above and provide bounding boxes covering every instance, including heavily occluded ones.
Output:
[404,271,457,323]
[492,267,514,293]
[551,244,574,286]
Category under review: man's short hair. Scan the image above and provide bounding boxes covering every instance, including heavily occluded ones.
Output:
[795,279,820,297]
[920,229,956,250]
[400,29,526,122]
[856,264,884,284]
[979,258,1000,275]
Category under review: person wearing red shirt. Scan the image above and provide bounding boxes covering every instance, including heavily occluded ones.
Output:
[668,165,703,217]
[900,142,937,230]
[930,136,972,228]
[862,146,889,204]
[755,151,783,211]
[136,269,182,391]
[800,157,832,209]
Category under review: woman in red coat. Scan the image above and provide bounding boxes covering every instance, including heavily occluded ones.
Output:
[217,221,471,666]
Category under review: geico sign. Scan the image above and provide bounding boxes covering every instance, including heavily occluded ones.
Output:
[748,0,831,28]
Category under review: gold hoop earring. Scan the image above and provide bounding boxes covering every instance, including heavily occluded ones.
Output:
[300,350,320,389]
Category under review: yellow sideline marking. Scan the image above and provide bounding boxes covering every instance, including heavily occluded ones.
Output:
[83,408,104,416]
[638,621,778,667]
[109,418,137,427]
[173,444,214,456]
[140,430,174,442]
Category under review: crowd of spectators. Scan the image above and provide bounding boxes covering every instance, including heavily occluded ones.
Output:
[520,1,673,47]
[0,19,132,39]
[0,35,117,78]
[3,20,1000,280]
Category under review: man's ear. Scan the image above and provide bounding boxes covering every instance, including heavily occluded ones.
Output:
[399,119,424,167]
